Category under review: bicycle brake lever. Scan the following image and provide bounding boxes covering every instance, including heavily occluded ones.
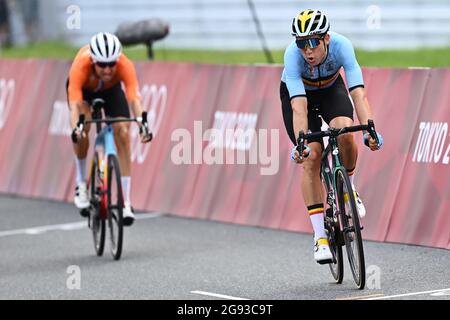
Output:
[367,119,380,146]
[78,114,85,129]
[296,131,306,160]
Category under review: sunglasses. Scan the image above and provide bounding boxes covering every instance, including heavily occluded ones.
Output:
[296,37,323,50]
[95,61,117,68]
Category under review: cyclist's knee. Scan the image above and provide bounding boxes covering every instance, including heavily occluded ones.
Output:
[338,132,354,146]
[114,124,130,143]
[302,148,321,172]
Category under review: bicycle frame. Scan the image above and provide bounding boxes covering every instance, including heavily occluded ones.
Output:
[322,136,342,204]
[93,124,117,220]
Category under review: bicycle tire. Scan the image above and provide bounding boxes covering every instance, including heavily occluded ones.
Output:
[321,167,344,284]
[335,168,365,289]
[107,154,124,260]
[90,153,105,256]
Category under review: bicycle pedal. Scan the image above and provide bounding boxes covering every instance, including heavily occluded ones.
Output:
[317,259,333,265]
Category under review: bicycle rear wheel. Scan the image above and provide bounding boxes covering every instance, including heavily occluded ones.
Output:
[107,154,124,260]
[336,168,365,289]
[322,168,343,284]
[89,154,105,256]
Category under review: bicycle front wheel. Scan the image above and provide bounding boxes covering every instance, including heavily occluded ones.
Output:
[89,153,105,256]
[322,167,343,284]
[107,154,124,260]
[336,168,365,289]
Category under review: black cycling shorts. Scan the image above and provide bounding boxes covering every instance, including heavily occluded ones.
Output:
[66,79,130,118]
[280,75,354,146]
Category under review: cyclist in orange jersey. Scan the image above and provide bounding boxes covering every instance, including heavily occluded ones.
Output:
[67,32,152,226]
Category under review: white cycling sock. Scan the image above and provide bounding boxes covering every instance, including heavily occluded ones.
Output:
[75,157,86,185]
[121,176,131,204]
[310,213,327,241]
[349,174,354,186]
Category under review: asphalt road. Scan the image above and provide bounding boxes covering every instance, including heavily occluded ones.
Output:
[0,195,449,300]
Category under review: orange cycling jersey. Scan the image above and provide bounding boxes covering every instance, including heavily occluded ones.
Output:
[67,45,140,104]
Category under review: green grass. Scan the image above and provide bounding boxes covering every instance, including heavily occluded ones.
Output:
[0,41,79,59]
[355,48,450,68]
[1,41,449,67]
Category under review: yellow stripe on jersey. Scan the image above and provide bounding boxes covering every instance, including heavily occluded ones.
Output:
[302,72,340,88]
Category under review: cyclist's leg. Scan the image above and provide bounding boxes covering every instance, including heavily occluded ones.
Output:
[281,84,331,261]
[301,141,326,238]
[321,77,365,217]
[102,83,135,224]
[66,79,93,211]
[102,83,131,177]
[301,104,326,242]
[320,76,357,176]
[281,83,326,239]
[329,116,357,172]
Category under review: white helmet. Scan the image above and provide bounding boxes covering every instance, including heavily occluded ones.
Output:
[89,32,122,63]
[291,9,330,37]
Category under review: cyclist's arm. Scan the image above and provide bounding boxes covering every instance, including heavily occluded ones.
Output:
[292,97,308,141]
[69,101,84,129]
[67,68,88,130]
[129,99,144,120]
[118,56,144,118]
[350,87,373,126]
[284,43,308,140]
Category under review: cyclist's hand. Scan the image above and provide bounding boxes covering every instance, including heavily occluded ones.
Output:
[364,132,383,151]
[137,112,152,143]
[71,127,85,143]
[291,145,310,164]
[140,130,153,143]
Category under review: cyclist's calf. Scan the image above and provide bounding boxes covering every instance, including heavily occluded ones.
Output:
[337,132,357,170]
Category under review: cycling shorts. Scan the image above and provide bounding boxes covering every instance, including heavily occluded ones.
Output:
[280,74,354,146]
[66,79,130,118]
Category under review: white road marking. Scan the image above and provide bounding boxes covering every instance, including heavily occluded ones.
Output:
[337,294,385,300]
[430,289,450,296]
[0,212,163,237]
[364,288,450,300]
[191,290,249,300]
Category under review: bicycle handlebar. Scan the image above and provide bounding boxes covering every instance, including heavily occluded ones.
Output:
[72,112,152,143]
[296,119,379,158]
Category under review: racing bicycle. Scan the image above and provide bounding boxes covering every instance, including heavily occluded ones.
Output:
[75,99,151,260]
[297,120,380,289]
